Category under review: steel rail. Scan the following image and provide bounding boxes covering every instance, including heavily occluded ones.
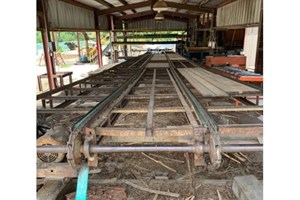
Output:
[166,54,218,133]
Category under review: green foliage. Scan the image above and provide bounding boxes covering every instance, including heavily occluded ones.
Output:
[36,32,42,43]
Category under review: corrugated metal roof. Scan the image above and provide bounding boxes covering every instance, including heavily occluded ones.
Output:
[76,0,107,10]
[216,0,261,27]
[126,0,148,4]
[127,18,187,30]
[37,16,40,28]
[48,0,95,29]
[135,6,151,13]
[98,15,109,30]
[202,0,224,8]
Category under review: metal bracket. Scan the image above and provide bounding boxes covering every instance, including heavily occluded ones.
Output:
[193,127,207,167]
[208,133,222,170]
[84,128,98,167]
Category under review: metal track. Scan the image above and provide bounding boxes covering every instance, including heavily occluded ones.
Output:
[37,51,263,173]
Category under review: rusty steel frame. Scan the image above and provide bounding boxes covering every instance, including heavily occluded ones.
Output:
[37,51,263,172]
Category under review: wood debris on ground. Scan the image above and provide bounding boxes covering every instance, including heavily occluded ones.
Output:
[65,186,127,200]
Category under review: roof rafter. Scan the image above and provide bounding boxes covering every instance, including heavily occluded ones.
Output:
[117,10,155,21]
[97,1,152,15]
[93,0,127,15]
[118,0,136,13]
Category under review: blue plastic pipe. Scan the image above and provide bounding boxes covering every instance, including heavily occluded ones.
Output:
[75,165,89,200]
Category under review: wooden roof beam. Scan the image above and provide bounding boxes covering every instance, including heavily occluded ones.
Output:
[97,1,152,15]
[117,10,155,21]
[94,0,126,15]
[118,0,137,13]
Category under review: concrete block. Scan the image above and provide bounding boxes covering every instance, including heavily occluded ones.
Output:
[232,175,263,200]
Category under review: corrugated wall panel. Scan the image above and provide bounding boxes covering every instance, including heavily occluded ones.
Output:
[37,16,40,28]
[47,0,95,30]
[127,19,187,30]
[217,0,261,27]
[98,15,109,30]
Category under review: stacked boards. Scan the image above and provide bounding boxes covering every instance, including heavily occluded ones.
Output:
[177,68,260,97]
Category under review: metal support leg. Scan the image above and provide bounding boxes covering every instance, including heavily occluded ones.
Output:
[75,164,89,200]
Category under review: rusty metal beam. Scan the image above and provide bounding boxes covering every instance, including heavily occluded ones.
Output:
[95,127,194,137]
[207,106,263,112]
[119,34,183,39]
[111,107,188,114]
[97,1,151,15]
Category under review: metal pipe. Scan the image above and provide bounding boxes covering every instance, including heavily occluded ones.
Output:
[37,144,263,154]
[221,144,263,152]
[90,146,195,153]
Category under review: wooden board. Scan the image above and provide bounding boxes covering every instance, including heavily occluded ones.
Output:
[146,63,169,68]
[178,68,260,97]
[168,54,186,61]
[151,54,167,61]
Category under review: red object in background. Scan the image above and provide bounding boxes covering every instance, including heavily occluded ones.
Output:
[205,56,246,70]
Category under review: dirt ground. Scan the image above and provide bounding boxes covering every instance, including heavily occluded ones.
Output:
[42,151,262,200]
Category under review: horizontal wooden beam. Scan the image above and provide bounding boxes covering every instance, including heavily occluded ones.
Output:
[94,0,126,15]
[117,10,155,20]
[94,0,113,8]
[165,1,213,13]
[97,1,151,15]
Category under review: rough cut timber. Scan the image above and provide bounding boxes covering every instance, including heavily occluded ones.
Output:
[177,68,260,97]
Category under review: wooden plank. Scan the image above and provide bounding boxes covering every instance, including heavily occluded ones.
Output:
[37,179,71,200]
[178,68,259,96]
[185,69,229,96]
[232,175,263,200]
[179,70,217,97]
[191,68,259,93]
[219,124,263,135]
[151,54,167,61]
[146,63,169,68]
[37,163,77,178]
[178,69,228,97]
[146,69,156,136]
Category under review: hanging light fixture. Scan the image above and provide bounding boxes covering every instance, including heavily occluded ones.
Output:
[155,12,164,20]
[153,0,168,12]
